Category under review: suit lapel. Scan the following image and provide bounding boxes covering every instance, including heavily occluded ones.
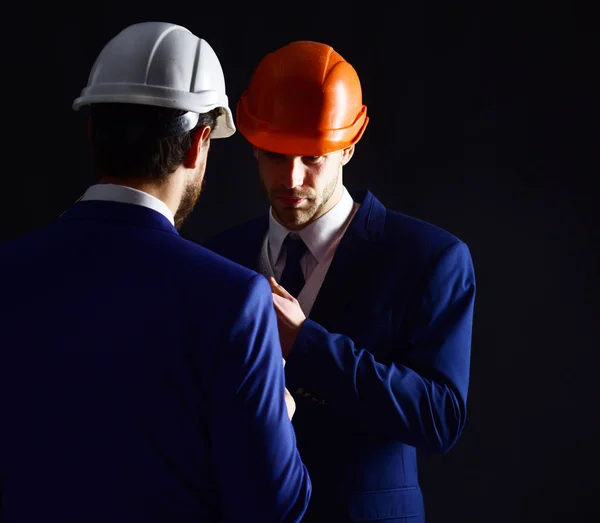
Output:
[308,190,387,330]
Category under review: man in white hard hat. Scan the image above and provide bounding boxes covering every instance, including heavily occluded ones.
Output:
[0,22,310,523]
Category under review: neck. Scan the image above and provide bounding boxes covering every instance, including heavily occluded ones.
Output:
[99,170,185,217]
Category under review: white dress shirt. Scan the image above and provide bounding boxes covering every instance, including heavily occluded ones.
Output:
[79,184,175,226]
[258,186,359,316]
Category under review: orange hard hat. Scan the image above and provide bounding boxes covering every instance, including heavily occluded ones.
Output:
[236,41,369,156]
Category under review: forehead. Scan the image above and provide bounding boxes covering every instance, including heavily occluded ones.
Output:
[258,149,338,160]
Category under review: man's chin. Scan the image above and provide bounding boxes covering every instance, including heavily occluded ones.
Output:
[273,206,316,230]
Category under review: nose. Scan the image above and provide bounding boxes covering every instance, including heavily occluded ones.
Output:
[281,157,305,189]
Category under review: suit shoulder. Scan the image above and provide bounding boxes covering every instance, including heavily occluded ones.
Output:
[374,206,473,271]
[0,223,60,267]
[384,208,467,250]
[153,235,274,319]
[171,234,261,284]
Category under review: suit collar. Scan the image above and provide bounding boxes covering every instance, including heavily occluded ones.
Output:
[59,199,179,236]
[80,183,176,226]
[345,188,387,243]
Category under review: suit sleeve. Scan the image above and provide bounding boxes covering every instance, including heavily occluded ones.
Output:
[286,240,476,454]
[209,274,311,522]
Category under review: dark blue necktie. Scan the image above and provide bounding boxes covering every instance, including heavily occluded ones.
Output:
[279,235,308,299]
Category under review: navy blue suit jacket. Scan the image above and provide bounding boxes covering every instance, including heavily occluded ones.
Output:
[0,200,311,523]
[204,190,476,522]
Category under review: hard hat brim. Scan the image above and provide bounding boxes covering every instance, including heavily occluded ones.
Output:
[73,85,236,139]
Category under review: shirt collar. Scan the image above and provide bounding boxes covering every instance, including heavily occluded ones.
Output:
[268,186,355,264]
[79,184,175,226]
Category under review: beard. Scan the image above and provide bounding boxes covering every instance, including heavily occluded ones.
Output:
[267,172,340,230]
[174,169,205,230]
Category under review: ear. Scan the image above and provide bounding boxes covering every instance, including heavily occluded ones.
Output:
[341,144,355,166]
[184,125,211,168]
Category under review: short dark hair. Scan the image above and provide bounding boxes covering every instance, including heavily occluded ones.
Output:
[88,103,221,181]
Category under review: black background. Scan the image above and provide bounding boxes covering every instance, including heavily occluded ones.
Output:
[2,2,597,521]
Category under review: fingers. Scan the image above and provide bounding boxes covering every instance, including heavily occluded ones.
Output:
[269,276,294,301]
[272,292,287,312]
[284,387,296,420]
[268,276,284,296]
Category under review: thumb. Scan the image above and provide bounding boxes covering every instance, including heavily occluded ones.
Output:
[270,277,294,300]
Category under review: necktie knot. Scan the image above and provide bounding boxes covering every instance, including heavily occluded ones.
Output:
[284,234,308,262]
[279,235,308,298]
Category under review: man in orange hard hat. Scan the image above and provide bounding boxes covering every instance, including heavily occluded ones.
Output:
[205,41,476,523]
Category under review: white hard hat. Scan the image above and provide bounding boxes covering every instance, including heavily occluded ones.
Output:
[73,21,235,139]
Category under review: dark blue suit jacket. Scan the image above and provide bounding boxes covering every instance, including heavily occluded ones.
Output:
[204,190,476,523]
[0,200,311,523]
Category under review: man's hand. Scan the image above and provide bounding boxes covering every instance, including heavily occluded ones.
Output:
[269,277,306,358]
[284,387,296,420]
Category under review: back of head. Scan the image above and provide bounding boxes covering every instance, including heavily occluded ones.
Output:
[236,41,369,157]
[73,21,236,180]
